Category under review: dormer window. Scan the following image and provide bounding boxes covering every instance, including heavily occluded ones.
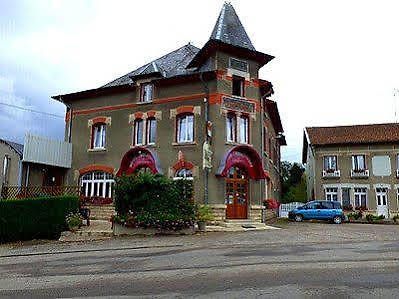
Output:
[232,76,244,97]
[140,83,153,102]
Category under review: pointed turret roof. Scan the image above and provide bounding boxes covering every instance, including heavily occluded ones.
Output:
[210,2,255,51]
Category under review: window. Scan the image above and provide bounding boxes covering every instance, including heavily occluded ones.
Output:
[325,187,338,201]
[354,187,367,209]
[232,76,244,97]
[323,156,337,171]
[225,113,249,144]
[230,58,248,72]
[320,201,333,209]
[226,113,236,142]
[174,168,193,180]
[134,119,144,145]
[80,172,114,199]
[92,123,106,149]
[147,117,157,145]
[177,114,194,143]
[2,155,10,184]
[140,83,153,102]
[352,155,366,171]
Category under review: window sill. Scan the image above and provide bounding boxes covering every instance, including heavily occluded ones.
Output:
[225,141,253,146]
[172,142,197,146]
[130,144,157,148]
[88,148,107,152]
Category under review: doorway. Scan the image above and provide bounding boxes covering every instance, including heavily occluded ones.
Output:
[225,166,248,219]
[376,187,389,218]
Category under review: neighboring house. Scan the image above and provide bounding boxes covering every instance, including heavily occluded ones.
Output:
[52,3,286,222]
[303,123,399,218]
[0,135,72,197]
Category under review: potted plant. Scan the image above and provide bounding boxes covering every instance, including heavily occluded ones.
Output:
[196,205,214,232]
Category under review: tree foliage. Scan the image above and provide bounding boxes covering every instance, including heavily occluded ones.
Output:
[281,161,306,203]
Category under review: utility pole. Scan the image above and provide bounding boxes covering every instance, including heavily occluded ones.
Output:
[393,89,399,122]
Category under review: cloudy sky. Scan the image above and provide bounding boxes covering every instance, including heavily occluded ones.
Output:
[1,0,399,162]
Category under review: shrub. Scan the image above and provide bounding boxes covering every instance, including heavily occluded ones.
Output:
[264,198,280,209]
[66,212,82,231]
[196,205,215,222]
[0,196,79,243]
[393,214,399,223]
[113,172,195,230]
[366,214,385,223]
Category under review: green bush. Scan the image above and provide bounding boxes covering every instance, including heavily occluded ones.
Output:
[365,214,385,223]
[0,196,79,242]
[114,173,195,230]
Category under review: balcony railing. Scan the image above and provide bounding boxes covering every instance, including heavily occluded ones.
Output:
[322,169,340,178]
[350,169,369,178]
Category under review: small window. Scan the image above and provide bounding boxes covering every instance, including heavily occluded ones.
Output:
[134,119,144,145]
[232,76,244,97]
[174,168,193,180]
[177,114,194,143]
[92,123,106,149]
[230,58,248,72]
[352,155,366,171]
[239,115,249,144]
[147,117,157,145]
[140,83,153,102]
[320,201,333,209]
[323,156,337,171]
[226,113,236,142]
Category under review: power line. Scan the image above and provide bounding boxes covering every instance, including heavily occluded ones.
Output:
[0,102,64,119]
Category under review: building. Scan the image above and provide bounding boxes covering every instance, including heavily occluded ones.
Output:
[0,134,72,198]
[52,3,286,222]
[303,123,399,218]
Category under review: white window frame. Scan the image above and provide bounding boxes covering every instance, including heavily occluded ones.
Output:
[92,124,106,149]
[352,155,366,171]
[239,115,249,144]
[80,172,114,199]
[2,155,9,184]
[134,119,144,146]
[146,117,157,145]
[140,83,153,102]
[325,187,339,202]
[226,113,237,143]
[323,155,337,171]
[177,114,194,143]
[354,187,367,209]
[173,168,194,181]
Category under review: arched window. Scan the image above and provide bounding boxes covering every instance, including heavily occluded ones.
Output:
[80,171,114,199]
[177,114,194,143]
[92,123,106,149]
[174,168,193,180]
[133,119,144,145]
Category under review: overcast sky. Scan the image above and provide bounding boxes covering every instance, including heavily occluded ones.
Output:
[1,0,399,162]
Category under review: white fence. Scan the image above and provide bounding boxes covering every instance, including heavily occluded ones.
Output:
[279,202,304,218]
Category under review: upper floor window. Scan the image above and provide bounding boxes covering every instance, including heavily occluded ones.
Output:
[323,155,337,171]
[229,58,248,73]
[147,117,157,145]
[352,155,366,171]
[225,113,249,144]
[92,123,106,149]
[177,114,194,143]
[232,76,244,97]
[140,83,153,102]
[133,119,144,145]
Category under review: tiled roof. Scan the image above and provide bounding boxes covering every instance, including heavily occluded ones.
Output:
[210,2,255,51]
[0,139,24,157]
[305,123,399,146]
[102,44,207,87]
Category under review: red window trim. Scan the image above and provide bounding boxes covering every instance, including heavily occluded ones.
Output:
[79,164,114,176]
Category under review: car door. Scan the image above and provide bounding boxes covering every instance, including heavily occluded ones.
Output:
[305,202,319,219]
[319,201,333,220]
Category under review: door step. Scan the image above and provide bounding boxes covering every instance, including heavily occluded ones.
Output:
[222,220,267,229]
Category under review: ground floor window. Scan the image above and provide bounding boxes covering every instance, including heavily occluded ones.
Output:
[80,172,114,199]
[354,188,367,209]
[325,187,338,201]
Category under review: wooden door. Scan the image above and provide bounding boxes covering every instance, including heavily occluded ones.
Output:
[226,167,248,219]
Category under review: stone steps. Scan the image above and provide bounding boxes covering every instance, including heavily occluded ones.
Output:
[86,204,115,220]
[221,220,268,229]
[59,220,113,242]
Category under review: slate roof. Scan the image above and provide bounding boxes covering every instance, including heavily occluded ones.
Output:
[305,123,399,146]
[210,2,255,51]
[102,44,206,88]
[0,139,24,157]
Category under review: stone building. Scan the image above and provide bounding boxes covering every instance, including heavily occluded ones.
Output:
[53,3,285,222]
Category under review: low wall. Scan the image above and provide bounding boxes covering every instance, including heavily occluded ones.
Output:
[113,223,195,236]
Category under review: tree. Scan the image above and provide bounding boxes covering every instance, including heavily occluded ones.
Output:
[281,161,306,203]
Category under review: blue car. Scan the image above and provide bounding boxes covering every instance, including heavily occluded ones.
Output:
[288,200,344,224]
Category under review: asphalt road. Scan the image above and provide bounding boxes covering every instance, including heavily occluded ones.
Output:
[1,222,399,298]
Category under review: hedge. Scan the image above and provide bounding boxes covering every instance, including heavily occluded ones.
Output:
[0,196,79,243]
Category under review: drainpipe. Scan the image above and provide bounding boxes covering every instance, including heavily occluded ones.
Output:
[200,72,210,205]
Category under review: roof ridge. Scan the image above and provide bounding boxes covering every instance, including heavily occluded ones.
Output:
[306,122,399,130]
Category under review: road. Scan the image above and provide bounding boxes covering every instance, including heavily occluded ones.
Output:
[1,222,399,298]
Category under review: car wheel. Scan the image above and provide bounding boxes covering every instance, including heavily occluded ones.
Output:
[294,214,303,222]
[333,216,342,224]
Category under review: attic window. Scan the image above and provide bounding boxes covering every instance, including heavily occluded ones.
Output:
[230,58,248,73]
[140,83,153,102]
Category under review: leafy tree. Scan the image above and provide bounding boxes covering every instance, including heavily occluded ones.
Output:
[281,161,306,203]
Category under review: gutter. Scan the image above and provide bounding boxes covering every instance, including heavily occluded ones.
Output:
[200,72,210,205]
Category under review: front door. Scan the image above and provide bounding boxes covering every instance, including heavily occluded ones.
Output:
[376,188,389,218]
[225,167,248,219]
